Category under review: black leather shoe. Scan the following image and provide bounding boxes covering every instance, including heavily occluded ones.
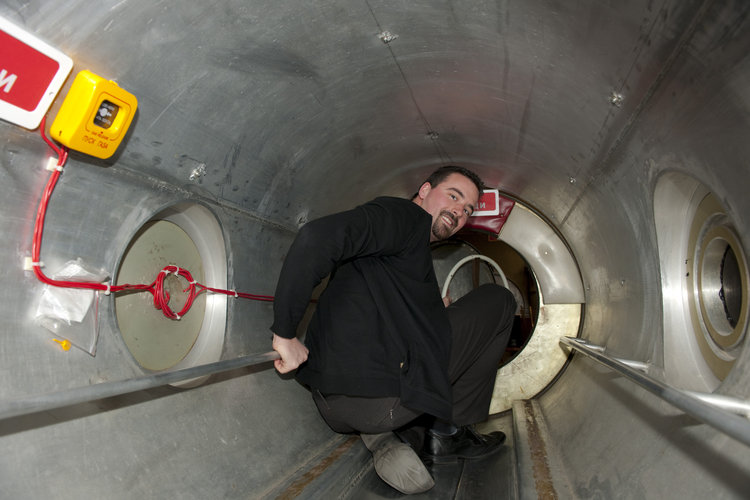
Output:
[421,425,506,464]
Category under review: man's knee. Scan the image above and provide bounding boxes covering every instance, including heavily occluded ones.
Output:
[448,283,516,341]
[472,283,517,313]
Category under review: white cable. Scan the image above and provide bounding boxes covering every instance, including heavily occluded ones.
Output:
[441,254,509,298]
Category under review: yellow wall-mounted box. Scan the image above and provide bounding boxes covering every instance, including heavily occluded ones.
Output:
[50,70,137,159]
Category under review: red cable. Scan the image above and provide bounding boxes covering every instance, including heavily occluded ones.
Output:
[32,117,274,320]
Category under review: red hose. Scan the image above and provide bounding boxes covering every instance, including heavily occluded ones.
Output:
[32,117,274,320]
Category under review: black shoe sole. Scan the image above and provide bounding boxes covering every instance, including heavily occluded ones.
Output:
[420,441,506,465]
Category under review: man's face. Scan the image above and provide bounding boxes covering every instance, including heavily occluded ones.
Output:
[415,173,480,241]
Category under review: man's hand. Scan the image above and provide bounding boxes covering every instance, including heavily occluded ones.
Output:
[272,333,309,374]
[442,294,452,307]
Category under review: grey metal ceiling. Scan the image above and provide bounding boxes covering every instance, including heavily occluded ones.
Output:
[2,0,710,226]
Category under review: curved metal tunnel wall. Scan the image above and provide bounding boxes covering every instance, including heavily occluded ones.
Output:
[1,1,749,498]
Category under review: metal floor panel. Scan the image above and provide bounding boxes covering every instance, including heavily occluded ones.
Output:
[339,414,516,500]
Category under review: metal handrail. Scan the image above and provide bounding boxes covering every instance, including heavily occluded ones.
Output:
[0,350,280,422]
[561,336,750,447]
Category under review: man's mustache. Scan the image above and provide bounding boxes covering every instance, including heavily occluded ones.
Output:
[439,210,457,226]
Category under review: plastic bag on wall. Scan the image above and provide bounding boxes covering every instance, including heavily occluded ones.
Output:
[34,258,108,356]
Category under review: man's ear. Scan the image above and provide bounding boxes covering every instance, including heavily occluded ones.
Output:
[417,182,431,200]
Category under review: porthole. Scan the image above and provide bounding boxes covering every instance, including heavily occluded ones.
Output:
[431,200,585,414]
[114,202,227,387]
[431,238,539,367]
[699,233,742,336]
[116,219,206,371]
[655,173,749,390]
[688,193,749,378]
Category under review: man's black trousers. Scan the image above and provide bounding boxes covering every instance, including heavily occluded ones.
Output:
[312,283,517,434]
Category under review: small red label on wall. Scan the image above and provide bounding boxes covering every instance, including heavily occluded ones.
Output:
[473,189,500,216]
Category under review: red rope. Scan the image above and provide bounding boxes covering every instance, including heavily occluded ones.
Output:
[32,117,274,320]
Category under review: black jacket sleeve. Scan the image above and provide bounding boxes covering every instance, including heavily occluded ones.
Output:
[270,197,426,339]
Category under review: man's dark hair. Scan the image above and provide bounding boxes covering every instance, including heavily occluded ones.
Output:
[411,165,485,200]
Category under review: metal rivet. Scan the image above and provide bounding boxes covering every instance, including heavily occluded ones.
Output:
[189,163,207,181]
[296,213,309,227]
[609,91,624,107]
[378,31,398,43]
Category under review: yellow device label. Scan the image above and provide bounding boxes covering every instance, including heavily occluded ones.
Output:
[50,70,137,159]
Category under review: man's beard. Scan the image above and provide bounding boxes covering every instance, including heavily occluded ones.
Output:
[431,210,457,240]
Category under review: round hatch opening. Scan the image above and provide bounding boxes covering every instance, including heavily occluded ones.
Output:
[655,173,749,390]
[689,194,748,375]
[114,202,227,386]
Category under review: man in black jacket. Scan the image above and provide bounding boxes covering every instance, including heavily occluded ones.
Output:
[271,166,516,494]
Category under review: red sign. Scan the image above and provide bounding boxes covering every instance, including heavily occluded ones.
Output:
[465,190,516,235]
[0,16,72,129]
[473,189,500,216]
[476,191,498,214]
[0,30,60,111]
